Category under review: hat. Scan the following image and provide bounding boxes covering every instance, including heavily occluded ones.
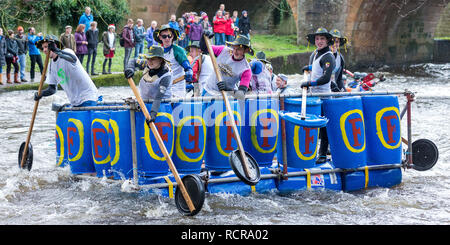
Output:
[256,51,270,64]
[153,24,180,44]
[17,26,24,32]
[225,35,254,56]
[329,29,347,46]
[242,10,247,15]
[140,45,170,63]
[278,74,288,82]
[108,24,115,30]
[65,25,72,29]
[185,40,200,51]
[306,27,334,45]
[36,34,64,50]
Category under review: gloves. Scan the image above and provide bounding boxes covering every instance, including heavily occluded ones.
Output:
[203,30,214,39]
[124,68,135,79]
[34,92,42,101]
[184,69,193,83]
[233,86,248,100]
[217,81,227,91]
[146,111,158,125]
[301,65,311,73]
[301,81,311,88]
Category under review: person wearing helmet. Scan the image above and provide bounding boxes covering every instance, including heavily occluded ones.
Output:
[199,32,253,99]
[153,24,193,98]
[302,28,336,164]
[33,34,99,107]
[124,45,173,123]
[249,51,273,94]
[329,29,347,92]
[301,27,336,93]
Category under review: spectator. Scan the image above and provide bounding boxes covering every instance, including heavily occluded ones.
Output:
[146,21,158,48]
[74,24,88,65]
[238,10,251,39]
[16,26,28,83]
[213,10,227,45]
[133,18,146,58]
[189,15,203,44]
[214,4,226,21]
[78,6,94,32]
[232,11,239,37]
[60,25,76,52]
[122,19,135,69]
[0,28,6,85]
[224,12,235,42]
[201,15,212,33]
[102,24,116,74]
[27,27,43,83]
[168,15,179,31]
[177,18,187,48]
[5,30,20,84]
[86,21,99,75]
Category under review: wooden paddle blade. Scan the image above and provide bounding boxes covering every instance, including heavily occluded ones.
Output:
[18,142,33,171]
[175,174,205,216]
[229,149,260,186]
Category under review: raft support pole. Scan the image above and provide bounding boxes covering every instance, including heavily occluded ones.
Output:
[405,91,415,168]
[128,99,139,185]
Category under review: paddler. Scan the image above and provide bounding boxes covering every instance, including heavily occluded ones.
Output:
[329,29,347,92]
[186,40,215,97]
[199,32,253,99]
[124,45,172,123]
[153,24,193,98]
[249,51,273,94]
[33,34,99,107]
[275,73,293,94]
[301,27,336,164]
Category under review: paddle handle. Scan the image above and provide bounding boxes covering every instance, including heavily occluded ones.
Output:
[127,78,196,212]
[301,71,308,120]
[172,75,185,85]
[20,52,50,169]
[204,35,252,178]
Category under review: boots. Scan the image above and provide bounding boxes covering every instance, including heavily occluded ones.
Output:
[102,59,108,74]
[0,74,3,85]
[108,59,112,74]
[6,73,12,84]
[14,73,20,84]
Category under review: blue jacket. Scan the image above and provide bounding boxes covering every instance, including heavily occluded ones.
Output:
[78,13,94,32]
[146,27,157,48]
[28,35,43,55]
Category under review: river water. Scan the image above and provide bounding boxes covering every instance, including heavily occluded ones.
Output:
[0,63,448,226]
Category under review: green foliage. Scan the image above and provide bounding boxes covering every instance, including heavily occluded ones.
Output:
[0,0,51,30]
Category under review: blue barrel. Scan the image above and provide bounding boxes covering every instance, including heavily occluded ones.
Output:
[55,111,70,168]
[135,103,174,177]
[284,97,322,116]
[91,111,112,178]
[204,99,241,171]
[322,97,367,169]
[67,111,96,174]
[172,102,206,174]
[277,111,328,169]
[109,110,134,180]
[242,99,279,167]
[362,96,402,165]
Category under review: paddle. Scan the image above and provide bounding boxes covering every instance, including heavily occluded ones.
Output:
[127,77,200,215]
[19,51,50,170]
[203,35,260,186]
[172,75,185,85]
[301,71,309,120]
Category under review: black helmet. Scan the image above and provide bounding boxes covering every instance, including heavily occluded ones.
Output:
[36,34,64,50]
[306,27,334,45]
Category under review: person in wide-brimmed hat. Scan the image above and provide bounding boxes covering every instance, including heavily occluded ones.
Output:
[199,32,253,99]
[153,24,193,98]
[124,45,173,123]
[34,34,99,108]
[186,40,215,97]
[329,28,347,93]
[249,51,272,93]
[301,27,336,165]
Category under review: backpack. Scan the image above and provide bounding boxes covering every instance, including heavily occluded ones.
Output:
[119,29,125,47]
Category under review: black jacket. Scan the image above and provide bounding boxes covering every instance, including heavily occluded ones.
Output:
[16,34,28,55]
[6,37,19,58]
[238,16,251,35]
[86,29,99,49]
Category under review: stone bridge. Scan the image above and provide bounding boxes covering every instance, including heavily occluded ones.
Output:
[128,0,450,68]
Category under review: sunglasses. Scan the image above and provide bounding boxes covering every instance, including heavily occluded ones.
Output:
[160,34,173,39]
